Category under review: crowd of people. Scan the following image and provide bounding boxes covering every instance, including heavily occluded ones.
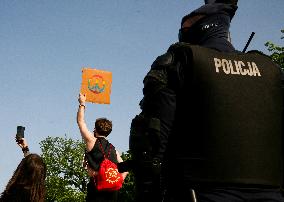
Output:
[1,0,284,201]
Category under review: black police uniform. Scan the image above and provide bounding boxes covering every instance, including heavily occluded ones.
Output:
[129,1,284,202]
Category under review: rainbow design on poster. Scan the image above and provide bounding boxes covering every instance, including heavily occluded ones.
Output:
[80,67,112,104]
[88,74,106,94]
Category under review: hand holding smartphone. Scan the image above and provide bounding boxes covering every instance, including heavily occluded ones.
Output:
[16,126,25,143]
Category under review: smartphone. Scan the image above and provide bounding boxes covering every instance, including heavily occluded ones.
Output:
[16,126,25,140]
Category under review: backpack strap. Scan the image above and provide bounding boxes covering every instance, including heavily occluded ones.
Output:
[98,138,112,159]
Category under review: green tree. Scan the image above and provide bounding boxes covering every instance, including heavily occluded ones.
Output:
[39,136,88,202]
[265,29,284,69]
[40,135,135,202]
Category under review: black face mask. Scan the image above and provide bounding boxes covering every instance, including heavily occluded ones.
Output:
[178,21,219,44]
[178,14,228,45]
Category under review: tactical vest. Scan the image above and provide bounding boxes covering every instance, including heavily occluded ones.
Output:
[167,43,283,187]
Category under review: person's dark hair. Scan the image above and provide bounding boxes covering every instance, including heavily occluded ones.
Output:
[0,154,46,202]
[95,118,112,137]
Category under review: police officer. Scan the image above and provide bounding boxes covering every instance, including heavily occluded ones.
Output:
[129,0,284,201]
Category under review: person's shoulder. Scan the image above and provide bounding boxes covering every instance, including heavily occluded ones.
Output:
[151,42,190,69]
[246,49,280,65]
[151,51,174,69]
[167,42,200,59]
[246,49,270,58]
[166,42,188,52]
[100,138,115,150]
[246,49,283,74]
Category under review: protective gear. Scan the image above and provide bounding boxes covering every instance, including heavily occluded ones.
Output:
[129,115,163,202]
[165,43,283,187]
[129,52,176,165]
[129,114,161,160]
[131,1,283,202]
[181,1,238,24]
[139,42,284,201]
[179,2,237,52]
[129,52,177,202]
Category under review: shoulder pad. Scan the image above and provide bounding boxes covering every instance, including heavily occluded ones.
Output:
[167,42,193,52]
[246,50,271,59]
[151,52,174,70]
[246,50,281,68]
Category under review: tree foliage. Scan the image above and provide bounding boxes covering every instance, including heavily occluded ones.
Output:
[265,29,284,69]
[39,136,88,202]
[40,135,135,202]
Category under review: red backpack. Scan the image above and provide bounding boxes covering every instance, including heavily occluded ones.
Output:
[94,140,124,191]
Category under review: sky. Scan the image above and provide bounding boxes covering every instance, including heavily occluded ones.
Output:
[0,0,283,193]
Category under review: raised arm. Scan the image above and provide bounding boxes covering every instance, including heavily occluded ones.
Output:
[16,138,30,157]
[77,93,96,151]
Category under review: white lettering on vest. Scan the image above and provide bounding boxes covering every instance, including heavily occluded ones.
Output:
[214,58,261,77]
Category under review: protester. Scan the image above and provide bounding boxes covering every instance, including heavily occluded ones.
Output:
[77,93,128,202]
[0,138,46,202]
[129,0,284,201]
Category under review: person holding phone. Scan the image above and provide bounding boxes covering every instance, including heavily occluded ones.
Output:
[0,127,47,202]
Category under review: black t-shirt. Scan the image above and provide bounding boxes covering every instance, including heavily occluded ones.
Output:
[85,137,119,202]
[85,137,118,171]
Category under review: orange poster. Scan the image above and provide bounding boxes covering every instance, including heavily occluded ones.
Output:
[80,68,112,104]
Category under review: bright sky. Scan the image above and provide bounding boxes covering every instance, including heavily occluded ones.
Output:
[0,0,283,193]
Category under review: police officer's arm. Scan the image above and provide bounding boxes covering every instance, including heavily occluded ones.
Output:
[140,52,178,160]
[77,93,96,152]
[116,150,128,180]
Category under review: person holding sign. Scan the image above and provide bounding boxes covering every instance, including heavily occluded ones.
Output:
[76,93,127,202]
